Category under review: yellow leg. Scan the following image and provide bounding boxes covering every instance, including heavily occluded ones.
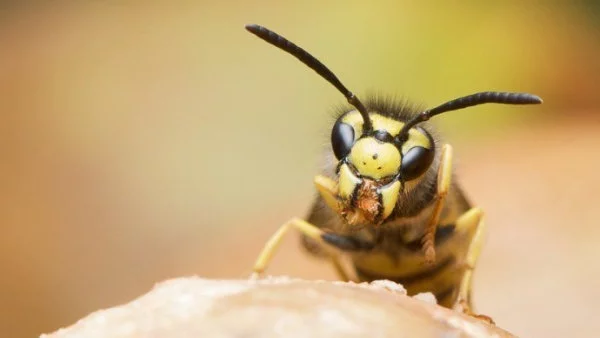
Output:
[451,207,494,324]
[330,256,351,282]
[250,218,352,281]
[422,144,453,264]
[454,208,484,306]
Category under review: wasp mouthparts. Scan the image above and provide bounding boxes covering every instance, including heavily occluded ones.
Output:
[355,179,381,222]
[315,166,400,226]
[340,179,383,226]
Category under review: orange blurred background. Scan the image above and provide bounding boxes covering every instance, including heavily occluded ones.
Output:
[1,2,599,337]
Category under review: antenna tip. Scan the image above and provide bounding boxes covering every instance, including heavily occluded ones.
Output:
[530,94,543,104]
[514,93,543,105]
[245,24,261,33]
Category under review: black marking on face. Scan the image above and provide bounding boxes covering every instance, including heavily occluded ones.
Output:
[350,181,361,207]
[373,130,393,143]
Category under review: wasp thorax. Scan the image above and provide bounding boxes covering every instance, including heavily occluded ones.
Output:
[348,138,401,180]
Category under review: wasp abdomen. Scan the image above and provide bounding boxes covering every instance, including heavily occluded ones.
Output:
[353,252,461,307]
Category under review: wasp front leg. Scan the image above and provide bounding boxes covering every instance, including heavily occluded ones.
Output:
[422,143,453,264]
[251,218,356,281]
[452,207,495,324]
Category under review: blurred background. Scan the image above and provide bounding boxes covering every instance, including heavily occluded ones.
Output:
[1,1,599,337]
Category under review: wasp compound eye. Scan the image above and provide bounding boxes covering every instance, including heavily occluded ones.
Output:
[401,146,434,181]
[331,119,355,160]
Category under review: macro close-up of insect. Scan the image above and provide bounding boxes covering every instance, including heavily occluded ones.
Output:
[245,23,543,320]
[10,2,600,337]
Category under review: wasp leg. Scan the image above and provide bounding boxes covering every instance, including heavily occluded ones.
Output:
[301,231,375,281]
[422,143,453,264]
[452,207,495,324]
[329,255,351,282]
[250,218,353,281]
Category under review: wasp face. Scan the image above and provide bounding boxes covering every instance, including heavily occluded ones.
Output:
[325,110,435,225]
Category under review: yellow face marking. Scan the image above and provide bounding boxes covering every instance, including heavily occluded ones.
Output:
[340,110,432,154]
[314,175,341,213]
[401,128,432,154]
[371,114,405,136]
[340,111,365,139]
[341,111,406,139]
[378,180,401,220]
[348,138,401,180]
[338,163,362,200]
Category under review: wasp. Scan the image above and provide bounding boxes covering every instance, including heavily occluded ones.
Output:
[245,24,542,319]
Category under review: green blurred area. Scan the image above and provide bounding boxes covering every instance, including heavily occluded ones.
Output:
[1,2,599,337]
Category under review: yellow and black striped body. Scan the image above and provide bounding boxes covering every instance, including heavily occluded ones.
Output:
[245,23,541,317]
[303,98,475,308]
[305,181,472,307]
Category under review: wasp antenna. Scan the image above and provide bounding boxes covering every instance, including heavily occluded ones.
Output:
[397,91,543,140]
[245,24,373,132]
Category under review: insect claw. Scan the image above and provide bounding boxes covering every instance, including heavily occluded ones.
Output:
[455,299,496,325]
[249,272,261,281]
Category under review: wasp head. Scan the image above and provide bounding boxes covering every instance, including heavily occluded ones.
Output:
[318,110,435,225]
